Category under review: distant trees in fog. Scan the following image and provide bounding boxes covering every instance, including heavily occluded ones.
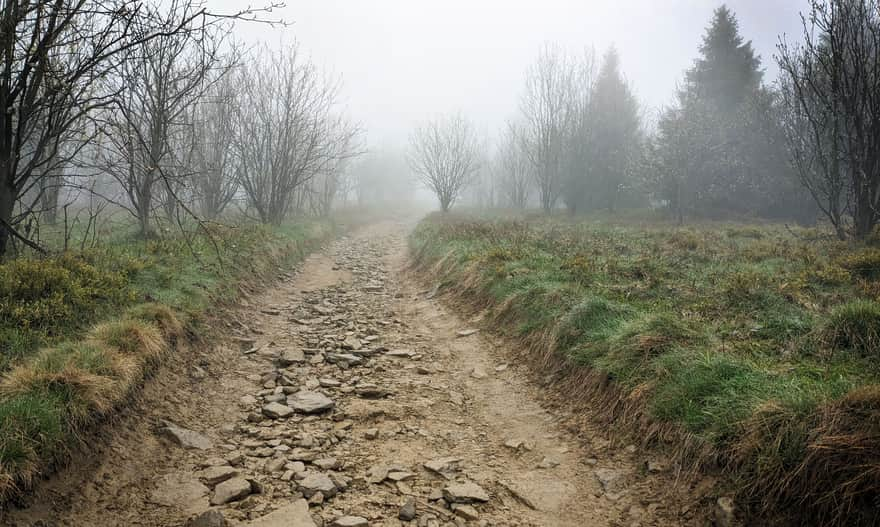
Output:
[488,44,641,215]
[478,2,880,239]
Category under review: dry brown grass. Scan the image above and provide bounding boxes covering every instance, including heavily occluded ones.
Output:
[791,386,880,525]
[128,303,185,342]
[90,319,167,365]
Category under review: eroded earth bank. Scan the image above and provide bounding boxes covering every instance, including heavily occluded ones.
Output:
[5,220,711,527]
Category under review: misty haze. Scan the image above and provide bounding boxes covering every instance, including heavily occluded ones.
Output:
[1,1,880,526]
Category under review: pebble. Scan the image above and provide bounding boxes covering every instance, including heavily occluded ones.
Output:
[185,510,227,527]
[399,497,417,521]
[331,517,369,527]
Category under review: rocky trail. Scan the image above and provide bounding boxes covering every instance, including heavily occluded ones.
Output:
[5,221,712,527]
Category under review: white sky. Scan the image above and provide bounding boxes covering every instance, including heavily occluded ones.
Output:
[216,0,805,148]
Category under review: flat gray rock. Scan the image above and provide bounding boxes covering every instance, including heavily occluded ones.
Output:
[185,510,227,527]
[210,477,252,505]
[247,499,316,527]
[278,348,306,366]
[325,352,363,366]
[149,473,209,508]
[443,481,490,503]
[340,337,362,351]
[262,402,294,419]
[298,472,337,498]
[594,468,624,493]
[288,391,335,414]
[423,457,461,479]
[399,498,417,521]
[159,422,213,450]
[331,516,369,527]
[196,465,239,486]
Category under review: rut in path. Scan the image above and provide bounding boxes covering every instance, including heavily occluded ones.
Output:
[5,221,706,527]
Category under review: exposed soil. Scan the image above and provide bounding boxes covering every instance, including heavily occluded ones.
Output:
[3,220,713,527]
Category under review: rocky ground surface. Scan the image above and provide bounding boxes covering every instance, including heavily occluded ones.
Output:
[3,221,721,527]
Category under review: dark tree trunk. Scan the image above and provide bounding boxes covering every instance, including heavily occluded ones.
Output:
[0,177,14,257]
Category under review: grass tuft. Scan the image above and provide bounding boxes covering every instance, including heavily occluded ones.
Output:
[126,303,185,342]
[822,300,880,358]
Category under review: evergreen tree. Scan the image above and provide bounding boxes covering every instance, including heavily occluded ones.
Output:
[685,5,763,115]
[654,4,799,221]
[589,47,642,212]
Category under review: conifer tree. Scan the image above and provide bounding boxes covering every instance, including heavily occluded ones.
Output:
[589,47,642,212]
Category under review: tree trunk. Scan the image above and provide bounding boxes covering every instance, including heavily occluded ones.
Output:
[137,176,153,237]
[854,187,876,239]
[0,177,14,257]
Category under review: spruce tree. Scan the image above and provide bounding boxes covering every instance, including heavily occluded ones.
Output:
[685,5,763,115]
[589,47,641,212]
[654,4,795,220]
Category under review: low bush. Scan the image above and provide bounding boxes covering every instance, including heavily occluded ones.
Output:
[0,256,135,337]
[836,248,880,279]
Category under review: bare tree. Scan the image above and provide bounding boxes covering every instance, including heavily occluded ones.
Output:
[0,0,282,255]
[190,74,240,219]
[408,113,481,213]
[96,0,232,236]
[519,44,593,213]
[233,44,358,225]
[777,0,880,239]
[495,122,531,208]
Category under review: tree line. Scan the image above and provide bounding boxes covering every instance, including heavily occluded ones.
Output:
[1,0,361,257]
[410,0,880,240]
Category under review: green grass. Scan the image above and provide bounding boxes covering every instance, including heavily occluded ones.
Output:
[0,218,333,498]
[410,211,880,524]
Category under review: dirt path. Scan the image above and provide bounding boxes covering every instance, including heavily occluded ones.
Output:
[5,220,705,527]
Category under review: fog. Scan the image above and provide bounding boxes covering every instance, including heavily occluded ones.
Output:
[218,0,803,146]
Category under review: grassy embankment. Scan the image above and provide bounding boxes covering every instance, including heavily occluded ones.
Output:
[0,219,333,499]
[410,211,880,525]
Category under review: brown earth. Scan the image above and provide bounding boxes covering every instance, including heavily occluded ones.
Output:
[2,220,715,527]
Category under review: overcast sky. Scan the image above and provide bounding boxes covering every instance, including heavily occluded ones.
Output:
[220,1,806,149]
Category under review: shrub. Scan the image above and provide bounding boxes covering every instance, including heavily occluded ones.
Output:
[822,300,880,357]
[726,226,766,239]
[836,248,880,280]
[652,351,769,437]
[0,255,135,335]
[617,312,704,356]
[806,264,852,286]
